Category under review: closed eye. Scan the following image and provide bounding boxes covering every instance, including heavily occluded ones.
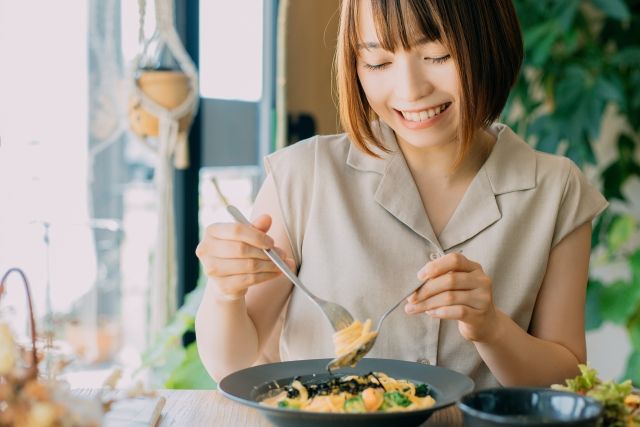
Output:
[363,62,391,71]
[427,54,451,64]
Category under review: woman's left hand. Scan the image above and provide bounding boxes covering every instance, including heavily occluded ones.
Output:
[404,252,499,343]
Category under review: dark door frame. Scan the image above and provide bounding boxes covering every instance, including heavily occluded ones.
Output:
[173,0,277,313]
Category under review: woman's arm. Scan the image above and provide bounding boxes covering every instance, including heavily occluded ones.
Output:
[195,174,294,382]
[474,221,591,386]
[476,222,591,386]
[405,221,592,386]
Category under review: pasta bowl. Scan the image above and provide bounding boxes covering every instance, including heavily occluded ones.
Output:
[218,358,474,427]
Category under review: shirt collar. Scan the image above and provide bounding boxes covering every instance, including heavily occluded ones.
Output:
[346,121,537,196]
[345,122,537,250]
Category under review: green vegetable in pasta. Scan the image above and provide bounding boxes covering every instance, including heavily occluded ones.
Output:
[343,396,367,413]
[381,391,412,410]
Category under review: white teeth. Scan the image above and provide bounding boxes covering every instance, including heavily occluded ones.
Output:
[401,103,449,122]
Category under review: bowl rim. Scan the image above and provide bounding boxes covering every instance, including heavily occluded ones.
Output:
[218,357,475,419]
[456,386,603,425]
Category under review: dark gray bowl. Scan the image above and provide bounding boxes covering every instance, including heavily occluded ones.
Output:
[218,358,474,427]
[457,387,603,426]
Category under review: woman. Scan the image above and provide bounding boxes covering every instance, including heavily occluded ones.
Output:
[195,0,608,389]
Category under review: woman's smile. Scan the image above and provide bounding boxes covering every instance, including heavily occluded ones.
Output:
[394,101,453,130]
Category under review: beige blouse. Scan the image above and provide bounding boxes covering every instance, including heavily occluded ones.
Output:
[264,122,608,390]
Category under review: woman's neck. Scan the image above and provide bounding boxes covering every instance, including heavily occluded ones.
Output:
[398,129,496,187]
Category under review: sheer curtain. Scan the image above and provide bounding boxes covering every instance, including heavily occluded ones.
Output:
[0,0,163,384]
[0,0,92,341]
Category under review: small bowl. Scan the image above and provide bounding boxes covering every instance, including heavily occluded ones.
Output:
[457,387,603,427]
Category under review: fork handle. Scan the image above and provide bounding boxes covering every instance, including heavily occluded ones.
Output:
[376,281,427,331]
[226,205,318,302]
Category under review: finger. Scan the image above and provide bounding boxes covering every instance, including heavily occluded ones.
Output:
[417,252,480,281]
[206,221,274,250]
[203,256,286,278]
[205,239,288,260]
[251,214,272,233]
[218,272,284,294]
[406,288,486,314]
[411,272,475,302]
[424,305,477,320]
[284,256,297,271]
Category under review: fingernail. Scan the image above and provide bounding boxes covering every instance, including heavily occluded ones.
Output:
[405,304,416,314]
[417,267,428,281]
[264,236,274,247]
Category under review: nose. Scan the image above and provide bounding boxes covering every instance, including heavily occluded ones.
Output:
[394,56,434,103]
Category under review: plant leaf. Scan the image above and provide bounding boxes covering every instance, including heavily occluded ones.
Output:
[586,280,604,331]
[630,250,640,285]
[622,350,640,386]
[600,280,640,325]
[611,48,640,67]
[607,215,636,253]
[590,0,631,21]
[165,342,217,390]
[594,76,624,105]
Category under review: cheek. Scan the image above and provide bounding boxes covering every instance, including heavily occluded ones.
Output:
[437,64,460,98]
[358,73,389,109]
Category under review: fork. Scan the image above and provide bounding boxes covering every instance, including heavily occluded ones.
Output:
[326,280,427,371]
[224,204,355,332]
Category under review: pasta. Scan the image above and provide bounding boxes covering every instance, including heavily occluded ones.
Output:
[332,319,378,363]
[260,372,436,413]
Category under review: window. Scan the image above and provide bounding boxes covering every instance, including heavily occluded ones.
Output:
[199,0,264,101]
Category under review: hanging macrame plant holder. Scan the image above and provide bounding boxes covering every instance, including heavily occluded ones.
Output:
[128,0,199,338]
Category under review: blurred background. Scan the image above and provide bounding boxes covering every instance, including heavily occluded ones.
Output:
[0,0,638,390]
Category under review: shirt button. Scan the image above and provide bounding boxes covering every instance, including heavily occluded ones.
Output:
[417,358,431,365]
[429,253,441,261]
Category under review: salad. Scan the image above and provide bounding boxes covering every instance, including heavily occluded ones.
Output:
[552,364,640,427]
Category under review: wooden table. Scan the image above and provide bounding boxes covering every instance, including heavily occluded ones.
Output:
[76,389,464,426]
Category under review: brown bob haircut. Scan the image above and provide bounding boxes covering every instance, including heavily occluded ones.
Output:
[336,0,524,162]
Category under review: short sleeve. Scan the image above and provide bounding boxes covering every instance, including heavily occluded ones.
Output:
[263,137,318,266]
[552,160,609,247]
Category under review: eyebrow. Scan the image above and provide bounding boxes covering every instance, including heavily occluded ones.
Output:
[357,36,434,51]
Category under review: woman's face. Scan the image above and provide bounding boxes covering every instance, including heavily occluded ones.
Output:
[356,0,459,151]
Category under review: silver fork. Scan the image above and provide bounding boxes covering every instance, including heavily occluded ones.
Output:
[327,281,426,371]
[224,204,355,332]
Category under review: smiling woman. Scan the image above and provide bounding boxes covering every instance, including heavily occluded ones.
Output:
[336,0,522,164]
[195,0,608,392]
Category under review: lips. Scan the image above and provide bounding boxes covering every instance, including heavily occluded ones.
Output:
[398,102,452,123]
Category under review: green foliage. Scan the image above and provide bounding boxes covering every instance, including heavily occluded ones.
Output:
[507,0,640,384]
[165,342,216,390]
[138,282,216,389]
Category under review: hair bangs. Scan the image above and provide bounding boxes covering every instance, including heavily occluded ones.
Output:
[370,0,442,52]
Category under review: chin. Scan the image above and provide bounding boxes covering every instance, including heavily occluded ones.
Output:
[395,129,457,150]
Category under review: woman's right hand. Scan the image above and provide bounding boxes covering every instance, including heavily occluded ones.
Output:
[195,214,296,300]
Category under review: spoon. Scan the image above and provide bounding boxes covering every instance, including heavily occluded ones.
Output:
[222,203,356,332]
[327,281,427,371]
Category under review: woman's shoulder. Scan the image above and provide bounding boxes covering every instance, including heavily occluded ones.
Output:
[492,124,579,189]
[264,132,352,172]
